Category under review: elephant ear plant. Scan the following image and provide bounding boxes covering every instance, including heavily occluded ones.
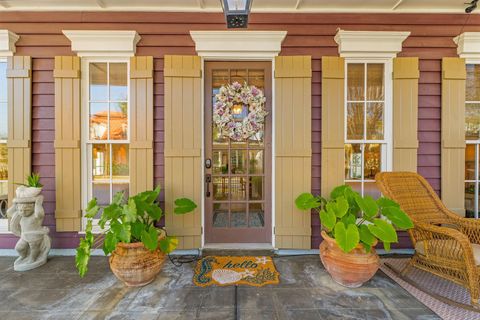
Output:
[295,185,413,253]
[75,186,197,277]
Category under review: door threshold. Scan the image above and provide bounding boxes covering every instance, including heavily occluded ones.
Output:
[203,243,273,250]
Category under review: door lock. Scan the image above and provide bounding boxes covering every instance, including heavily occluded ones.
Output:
[205,158,212,169]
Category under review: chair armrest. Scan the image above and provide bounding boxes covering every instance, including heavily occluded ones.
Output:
[412,222,477,269]
[446,215,480,245]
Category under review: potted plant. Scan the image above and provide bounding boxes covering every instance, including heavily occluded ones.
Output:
[295,185,413,288]
[75,186,197,287]
[16,172,43,198]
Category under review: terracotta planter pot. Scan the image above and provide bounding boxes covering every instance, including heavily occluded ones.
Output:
[109,232,166,287]
[319,230,379,288]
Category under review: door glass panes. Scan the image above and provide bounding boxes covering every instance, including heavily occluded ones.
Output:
[345,62,388,197]
[465,64,480,218]
[0,61,7,202]
[211,68,267,229]
[88,62,129,209]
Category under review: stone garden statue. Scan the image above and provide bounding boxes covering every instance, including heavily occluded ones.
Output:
[7,191,51,271]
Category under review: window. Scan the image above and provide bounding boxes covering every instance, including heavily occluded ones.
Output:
[344,61,392,197]
[0,59,7,220]
[465,64,480,218]
[83,60,129,215]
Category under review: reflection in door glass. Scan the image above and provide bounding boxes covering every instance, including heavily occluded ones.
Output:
[249,203,264,227]
[213,177,229,200]
[231,203,247,228]
[213,203,229,228]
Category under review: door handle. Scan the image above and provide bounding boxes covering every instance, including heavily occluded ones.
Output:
[205,174,212,197]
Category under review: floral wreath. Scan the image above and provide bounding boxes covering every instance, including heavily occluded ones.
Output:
[213,81,268,141]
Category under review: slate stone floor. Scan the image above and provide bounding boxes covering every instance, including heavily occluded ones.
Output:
[0,255,439,320]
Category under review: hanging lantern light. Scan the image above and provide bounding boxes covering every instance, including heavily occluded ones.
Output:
[221,0,252,29]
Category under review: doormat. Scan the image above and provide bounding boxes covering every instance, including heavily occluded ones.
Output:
[193,256,280,287]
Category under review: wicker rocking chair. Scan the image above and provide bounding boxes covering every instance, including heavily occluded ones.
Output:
[375,172,480,307]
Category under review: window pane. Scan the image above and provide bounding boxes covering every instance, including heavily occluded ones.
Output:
[213,177,229,201]
[364,144,381,180]
[230,69,247,84]
[0,62,6,101]
[231,177,247,201]
[112,144,129,178]
[90,103,109,140]
[213,203,229,228]
[346,181,362,194]
[0,143,7,182]
[249,176,263,200]
[231,203,247,228]
[367,64,384,101]
[92,144,110,179]
[465,103,480,140]
[230,150,247,174]
[110,102,128,140]
[347,64,364,101]
[249,203,264,227]
[213,150,228,175]
[248,69,264,90]
[364,182,381,199]
[345,144,362,180]
[249,150,263,174]
[89,63,108,101]
[466,64,480,101]
[366,102,384,140]
[347,103,364,140]
[109,63,128,101]
[112,183,129,202]
[465,144,476,180]
[0,102,7,140]
[465,182,477,218]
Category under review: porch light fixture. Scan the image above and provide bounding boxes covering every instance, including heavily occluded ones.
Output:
[221,0,252,29]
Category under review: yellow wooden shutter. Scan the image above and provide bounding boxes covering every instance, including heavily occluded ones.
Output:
[7,56,31,203]
[164,55,202,249]
[441,57,466,215]
[274,56,312,249]
[321,57,345,198]
[393,57,420,171]
[130,56,154,195]
[54,56,82,232]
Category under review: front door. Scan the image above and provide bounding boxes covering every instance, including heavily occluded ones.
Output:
[205,61,272,244]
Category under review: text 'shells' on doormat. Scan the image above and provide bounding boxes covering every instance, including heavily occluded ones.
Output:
[193,256,280,287]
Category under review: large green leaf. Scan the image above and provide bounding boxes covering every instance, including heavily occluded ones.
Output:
[111,222,131,243]
[367,219,398,243]
[330,185,350,199]
[146,204,163,220]
[103,232,118,255]
[112,191,125,205]
[381,206,414,230]
[341,213,356,226]
[174,198,198,214]
[131,220,145,240]
[334,222,360,253]
[123,198,137,223]
[159,236,179,254]
[319,209,336,230]
[377,197,400,209]
[141,227,159,251]
[355,195,378,219]
[295,193,321,210]
[75,239,91,277]
[326,196,349,218]
[359,224,376,246]
[85,198,99,218]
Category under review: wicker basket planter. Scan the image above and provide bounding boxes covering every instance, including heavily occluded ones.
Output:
[109,233,166,287]
[320,231,379,288]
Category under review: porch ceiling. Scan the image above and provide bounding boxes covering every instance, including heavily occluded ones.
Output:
[0,0,474,13]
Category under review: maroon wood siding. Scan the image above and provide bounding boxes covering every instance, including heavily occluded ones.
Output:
[0,12,477,249]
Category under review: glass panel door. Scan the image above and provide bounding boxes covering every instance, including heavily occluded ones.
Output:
[205,62,272,243]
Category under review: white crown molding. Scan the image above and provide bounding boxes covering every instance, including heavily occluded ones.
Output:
[63,30,141,57]
[0,30,19,56]
[334,29,410,58]
[190,31,287,60]
[454,32,480,61]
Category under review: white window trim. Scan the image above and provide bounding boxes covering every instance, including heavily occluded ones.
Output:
[63,30,140,57]
[0,29,17,232]
[454,32,480,218]
[190,30,287,248]
[81,57,130,233]
[343,58,394,196]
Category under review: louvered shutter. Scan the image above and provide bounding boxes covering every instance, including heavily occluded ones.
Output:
[54,56,82,232]
[321,57,345,198]
[7,56,31,203]
[164,55,202,249]
[393,57,420,171]
[274,56,312,249]
[129,56,154,195]
[441,57,466,215]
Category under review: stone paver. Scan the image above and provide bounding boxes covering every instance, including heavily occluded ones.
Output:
[0,255,438,320]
